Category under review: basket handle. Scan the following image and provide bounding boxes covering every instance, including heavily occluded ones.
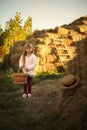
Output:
[18,68,22,73]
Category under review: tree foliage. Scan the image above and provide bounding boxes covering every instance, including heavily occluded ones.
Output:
[23,16,32,36]
[0,25,4,46]
[0,12,32,55]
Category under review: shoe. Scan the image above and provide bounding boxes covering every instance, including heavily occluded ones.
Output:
[22,93,27,98]
[28,93,32,98]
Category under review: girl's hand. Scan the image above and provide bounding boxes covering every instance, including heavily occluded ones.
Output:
[22,68,28,74]
[19,65,23,70]
[19,66,23,70]
[25,67,29,72]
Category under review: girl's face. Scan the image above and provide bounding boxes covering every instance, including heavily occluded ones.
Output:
[26,46,32,54]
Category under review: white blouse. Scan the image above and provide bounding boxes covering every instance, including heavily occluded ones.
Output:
[19,54,37,76]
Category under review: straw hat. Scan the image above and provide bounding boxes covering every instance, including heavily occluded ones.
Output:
[61,74,80,90]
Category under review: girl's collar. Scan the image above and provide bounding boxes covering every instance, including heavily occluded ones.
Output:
[26,53,32,57]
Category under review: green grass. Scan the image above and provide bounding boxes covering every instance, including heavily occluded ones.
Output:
[0,71,65,110]
[0,72,65,130]
[0,73,23,116]
[33,72,65,84]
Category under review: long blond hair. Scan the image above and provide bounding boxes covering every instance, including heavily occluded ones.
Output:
[22,43,34,67]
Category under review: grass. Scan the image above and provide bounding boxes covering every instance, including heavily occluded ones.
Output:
[33,72,65,84]
[0,72,65,130]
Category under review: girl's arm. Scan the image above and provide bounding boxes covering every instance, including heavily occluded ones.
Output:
[26,55,37,71]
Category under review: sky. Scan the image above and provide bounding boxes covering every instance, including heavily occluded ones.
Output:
[0,0,87,31]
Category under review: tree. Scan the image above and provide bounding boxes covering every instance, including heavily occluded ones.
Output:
[5,12,22,42]
[23,16,32,36]
[0,25,4,46]
[3,12,23,54]
[0,25,3,34]
[0,32,6,46]
[0,12,32,57]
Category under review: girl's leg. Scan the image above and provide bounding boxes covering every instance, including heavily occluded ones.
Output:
[22,84,27,98]
[23,84,27,94]
[27,76,33,94]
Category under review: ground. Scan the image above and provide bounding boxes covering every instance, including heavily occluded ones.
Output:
[0,78,63,130]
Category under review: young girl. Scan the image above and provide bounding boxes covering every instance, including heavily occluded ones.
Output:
[19,43,37,98]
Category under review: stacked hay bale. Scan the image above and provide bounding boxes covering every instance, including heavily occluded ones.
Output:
[56,16,87,130]
[11,30,60,73]
[10,41,25,69]
[67,37,87,81]
[10,16,87,75]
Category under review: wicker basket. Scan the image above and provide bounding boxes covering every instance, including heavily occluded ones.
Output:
[13,69,28,84]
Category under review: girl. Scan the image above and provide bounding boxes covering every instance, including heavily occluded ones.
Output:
[19,43,37,98]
